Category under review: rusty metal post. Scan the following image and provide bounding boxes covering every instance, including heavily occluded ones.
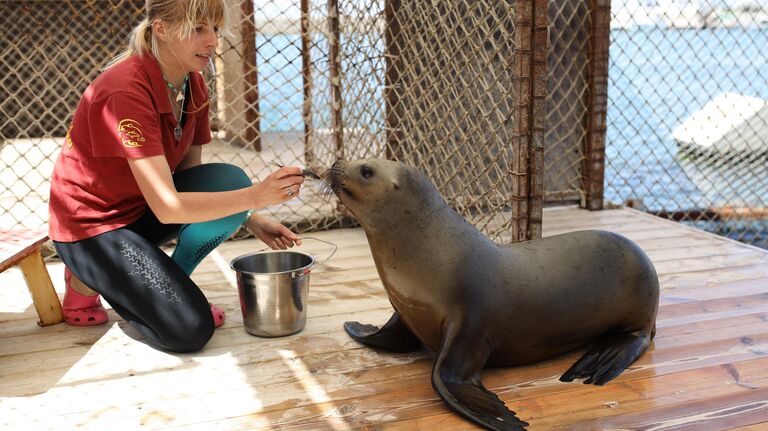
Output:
[584,0,610,210]
[301,0,315,166]
[327,0,344,160]
[384,0,402,161]
[511,0,546,242]
[528,0,547,239]
[241,0,261,151]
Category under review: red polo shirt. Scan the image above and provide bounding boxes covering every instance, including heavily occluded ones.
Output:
[49,53,211,242]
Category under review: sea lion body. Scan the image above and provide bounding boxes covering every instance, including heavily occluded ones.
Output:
[329,159,659,431]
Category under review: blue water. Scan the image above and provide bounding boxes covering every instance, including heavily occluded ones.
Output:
[255,33,384,132]
[605,27,768,248]
[605,27,768,211]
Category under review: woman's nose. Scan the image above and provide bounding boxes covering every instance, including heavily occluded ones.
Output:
[207,29,219,48]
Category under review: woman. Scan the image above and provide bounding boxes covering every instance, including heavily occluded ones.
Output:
[48,0,304,352]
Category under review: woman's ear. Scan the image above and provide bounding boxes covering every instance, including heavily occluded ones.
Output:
[152,19,169,42]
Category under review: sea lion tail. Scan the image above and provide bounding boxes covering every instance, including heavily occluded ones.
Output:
[559,329,651,386]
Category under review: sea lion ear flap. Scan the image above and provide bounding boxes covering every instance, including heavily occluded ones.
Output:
[392,179,400,190]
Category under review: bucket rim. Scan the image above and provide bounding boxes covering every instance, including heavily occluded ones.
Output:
[229,250,315,276]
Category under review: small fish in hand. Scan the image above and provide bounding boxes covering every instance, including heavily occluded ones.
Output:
[272,162,321,180]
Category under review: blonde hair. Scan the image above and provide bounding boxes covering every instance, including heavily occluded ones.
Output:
[107,0,227,68]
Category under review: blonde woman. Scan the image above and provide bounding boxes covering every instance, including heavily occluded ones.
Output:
[48,0,304,352]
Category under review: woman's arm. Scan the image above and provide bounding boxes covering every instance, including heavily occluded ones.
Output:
[128,155,303,224]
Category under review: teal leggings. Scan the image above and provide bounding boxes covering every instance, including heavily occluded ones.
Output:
[171,163,252,274]
[54,163,252,352]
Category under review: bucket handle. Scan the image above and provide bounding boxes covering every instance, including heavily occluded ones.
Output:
[294,236,338,278]
[255,237,338,278]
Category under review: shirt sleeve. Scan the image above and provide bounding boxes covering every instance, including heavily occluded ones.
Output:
[192,76,212,146]
[88,91,166,159]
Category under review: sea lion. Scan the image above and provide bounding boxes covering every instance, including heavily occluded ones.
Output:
[327,159,659,431]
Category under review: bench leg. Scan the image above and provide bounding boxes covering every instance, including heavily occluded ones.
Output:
[18,247,63,326]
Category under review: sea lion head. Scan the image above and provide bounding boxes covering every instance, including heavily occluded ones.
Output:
[328,159,438,232]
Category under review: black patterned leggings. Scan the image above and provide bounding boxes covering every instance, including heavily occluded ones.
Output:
[53,163,251,352]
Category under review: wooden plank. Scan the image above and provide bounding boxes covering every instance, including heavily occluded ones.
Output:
[118,344,768,430]
[3,291,765,387]
[3,306,766,424]
[5,331,764,430]
[653,250,768,276]
[0,230,49,273]
[658,293,768,326]
[728,423,768,431]
[2,207,768,430]
[659,277,768,305]
[565,385,768,430]
[17,248,62,326]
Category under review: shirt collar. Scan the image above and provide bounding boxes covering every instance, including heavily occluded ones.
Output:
[139,52,205,115]
[139,52,174,115]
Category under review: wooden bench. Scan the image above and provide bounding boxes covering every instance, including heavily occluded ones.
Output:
[0,229,63,326]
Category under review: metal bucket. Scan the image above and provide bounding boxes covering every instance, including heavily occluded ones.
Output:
[229,237,337,337]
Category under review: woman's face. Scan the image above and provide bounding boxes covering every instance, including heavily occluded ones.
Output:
[159,21,220,77]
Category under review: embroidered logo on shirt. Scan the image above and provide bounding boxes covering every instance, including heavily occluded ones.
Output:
[65,123,74,149]
[118,119,145,148]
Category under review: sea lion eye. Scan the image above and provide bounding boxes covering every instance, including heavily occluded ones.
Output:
[360,164,374,179]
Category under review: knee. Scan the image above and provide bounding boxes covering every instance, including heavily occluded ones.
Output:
[159,312,215,353]
[174,163,252,193]
[207,163,252,191]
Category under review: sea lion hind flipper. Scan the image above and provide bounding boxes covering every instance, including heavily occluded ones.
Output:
[343,312,422,353]
[431,327,529,431]
[560,330,651,386]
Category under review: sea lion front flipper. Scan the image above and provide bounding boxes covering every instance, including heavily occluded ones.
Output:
[431,324,529,431]
[343,312,422,353]
[560,329,652,385]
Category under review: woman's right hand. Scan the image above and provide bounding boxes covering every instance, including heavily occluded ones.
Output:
[251,166,305,207]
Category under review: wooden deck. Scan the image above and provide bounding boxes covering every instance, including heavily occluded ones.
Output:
[2,206,768,430]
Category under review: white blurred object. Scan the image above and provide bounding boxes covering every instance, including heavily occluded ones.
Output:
[673,92,768,156]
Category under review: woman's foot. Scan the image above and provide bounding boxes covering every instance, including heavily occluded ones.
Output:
[210,303,225,328]
[63,268,108,326]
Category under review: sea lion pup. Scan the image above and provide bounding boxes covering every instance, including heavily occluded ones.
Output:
[327,159,659,431]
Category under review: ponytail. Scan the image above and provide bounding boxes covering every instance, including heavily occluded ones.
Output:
[105,18,154,69]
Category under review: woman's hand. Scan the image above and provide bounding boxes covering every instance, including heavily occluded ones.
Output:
[245,214,302,250]
[250,166,305,208]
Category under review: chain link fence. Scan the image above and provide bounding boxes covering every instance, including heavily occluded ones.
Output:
[2,0,767,248]
[1,1,144,232]
[608,1,768,249]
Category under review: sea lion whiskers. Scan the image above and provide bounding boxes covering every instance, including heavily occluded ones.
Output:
[326,162,352,199]
[320,174,337,201]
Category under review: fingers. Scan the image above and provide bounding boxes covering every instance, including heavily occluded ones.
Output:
[252,167,307,209]
[276,173,304,201]
[269,227,301,250]
[279,226,301,247]
[282,183,302,199]
[271,237,288,250]
[270,236,299,250]
[272,166,304,180]
[256,166,306,207]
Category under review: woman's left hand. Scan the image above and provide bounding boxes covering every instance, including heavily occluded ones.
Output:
[245,214,301,250]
